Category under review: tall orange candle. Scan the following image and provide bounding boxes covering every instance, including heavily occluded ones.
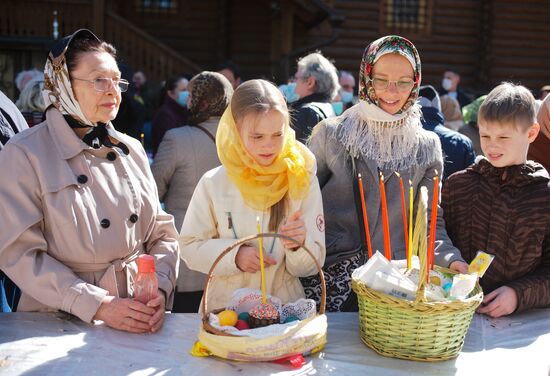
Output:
[428,171,439,272]
[379,171,391,261]
[395,172,409,263]
[358,174,373,258]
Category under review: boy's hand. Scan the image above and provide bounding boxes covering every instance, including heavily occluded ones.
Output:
[235,244,277,273]
[449,260,469,274]
[477,286,518,318]
[279,210,306,250]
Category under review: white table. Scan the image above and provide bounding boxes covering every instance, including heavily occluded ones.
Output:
[1,310,549,375]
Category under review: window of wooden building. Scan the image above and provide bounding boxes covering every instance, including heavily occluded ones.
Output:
[136,0,178,13]
[379,0,433,37]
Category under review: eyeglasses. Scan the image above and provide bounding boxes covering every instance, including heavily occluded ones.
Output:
[368,77,414,92]
[72,77,130,92]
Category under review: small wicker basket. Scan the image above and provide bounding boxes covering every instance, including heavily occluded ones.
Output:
[199,233,328,362]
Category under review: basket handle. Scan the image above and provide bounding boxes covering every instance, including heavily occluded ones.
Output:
[201,233,326,320]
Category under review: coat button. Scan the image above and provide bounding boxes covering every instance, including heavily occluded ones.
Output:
[100,219,110,228]
[77,174,88,184]
[107,152,117,161]
[129,214,139,223]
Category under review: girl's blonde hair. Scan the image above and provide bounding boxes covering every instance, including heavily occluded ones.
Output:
[231,79,289,232]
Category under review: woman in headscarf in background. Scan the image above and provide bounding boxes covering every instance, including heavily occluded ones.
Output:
[152,71,233,312]
[302,35,466,312]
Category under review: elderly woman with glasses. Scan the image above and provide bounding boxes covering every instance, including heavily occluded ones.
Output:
[0,29,179,333]
[301,35,467,312]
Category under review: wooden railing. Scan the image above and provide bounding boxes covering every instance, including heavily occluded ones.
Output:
[0,0,201,81]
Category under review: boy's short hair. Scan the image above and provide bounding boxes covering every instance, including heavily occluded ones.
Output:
[478,82,536,130]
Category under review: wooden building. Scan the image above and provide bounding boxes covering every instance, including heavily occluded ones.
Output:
[1,0,549,100]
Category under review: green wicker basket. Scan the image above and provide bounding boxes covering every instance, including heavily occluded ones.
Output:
[351,186,483,362]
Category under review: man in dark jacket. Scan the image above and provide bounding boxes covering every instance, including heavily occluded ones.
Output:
[290,52,338,143]
[418,85,476,180]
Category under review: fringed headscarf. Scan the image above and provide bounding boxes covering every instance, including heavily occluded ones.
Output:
[43,29,128,153]
[216,106,315,211]
[187,71,234,126]
[334,35,438,171]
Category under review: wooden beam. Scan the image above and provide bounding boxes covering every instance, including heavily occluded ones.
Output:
[93,0,105,38]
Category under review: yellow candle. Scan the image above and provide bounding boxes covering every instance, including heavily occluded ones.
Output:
[408,180,413,270]
[140,133,145,147]
[256,216,266,304]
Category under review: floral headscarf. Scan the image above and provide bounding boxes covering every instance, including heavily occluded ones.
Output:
[358,35,421,114]
[327,35,441,171]
[43,29,128,153]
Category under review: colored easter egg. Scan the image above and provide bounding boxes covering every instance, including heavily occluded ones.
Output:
[235,319,250,330]
[237,312,250,322]
[284,316,299,323]
[217,309,238,326]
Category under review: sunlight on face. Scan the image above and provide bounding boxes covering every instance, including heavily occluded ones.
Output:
[371,54,414,114]
[479,120,538,167]
[70,51,121,124]
[239,109,286,167]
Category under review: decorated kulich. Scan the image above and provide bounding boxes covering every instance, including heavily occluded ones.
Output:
[248,303,280,328]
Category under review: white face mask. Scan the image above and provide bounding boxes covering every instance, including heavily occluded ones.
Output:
[442,78,453,91]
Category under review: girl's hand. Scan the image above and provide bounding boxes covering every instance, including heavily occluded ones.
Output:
[93,296,155,333]
[477,286,518,318]
[279,210,306,250]
[147,291,166,333]
[235,244,277,273]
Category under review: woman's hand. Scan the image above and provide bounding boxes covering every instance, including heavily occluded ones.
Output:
[146,290,166,333]
[279,210,306,250]
[93,296,155,333]
[477,286,518,318]
[235,244,277,273]
[449,260,469,274]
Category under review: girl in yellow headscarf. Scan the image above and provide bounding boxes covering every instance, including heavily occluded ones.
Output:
[179,79,325,311]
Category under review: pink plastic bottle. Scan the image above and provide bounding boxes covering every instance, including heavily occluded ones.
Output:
[134,254,158,304]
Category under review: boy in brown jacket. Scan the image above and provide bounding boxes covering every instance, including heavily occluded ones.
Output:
[442,83,549,318]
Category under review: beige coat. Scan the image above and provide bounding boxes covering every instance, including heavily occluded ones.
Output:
[152,117,220,292]
[179,166,325,312]
[0,108,179,323]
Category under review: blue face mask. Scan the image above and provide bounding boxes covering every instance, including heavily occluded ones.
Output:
[177,90,189,107]
[332,101,344,116]
[340,90,354,104]
[279,83,299,103]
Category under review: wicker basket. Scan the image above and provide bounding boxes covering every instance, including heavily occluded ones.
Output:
[351,186,483,362]
[352,267,482,361]
[199,233,327,362]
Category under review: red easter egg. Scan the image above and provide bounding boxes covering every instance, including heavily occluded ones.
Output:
[235,319,250,330]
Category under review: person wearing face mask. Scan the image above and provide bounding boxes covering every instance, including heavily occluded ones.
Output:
[152,71,233,312]
[151,76,189,156]
[439,70,473,108]
[290,52,339,143]
[0,29,179,331]
[302,36,466,312]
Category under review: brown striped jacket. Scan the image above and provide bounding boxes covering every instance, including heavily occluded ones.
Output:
[442,158,550,312]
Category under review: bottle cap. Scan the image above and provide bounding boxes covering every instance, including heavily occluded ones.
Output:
[137,254,156,273]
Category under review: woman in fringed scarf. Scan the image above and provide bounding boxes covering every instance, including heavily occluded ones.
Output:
[302,35,468,312]
[0,29,178,331]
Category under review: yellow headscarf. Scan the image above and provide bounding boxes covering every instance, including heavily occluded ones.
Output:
[216,106,315,211]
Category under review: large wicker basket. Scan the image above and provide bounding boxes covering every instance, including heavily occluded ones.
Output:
[198,233,328,362]
[352,267,483,361]
[351,186,483,361]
